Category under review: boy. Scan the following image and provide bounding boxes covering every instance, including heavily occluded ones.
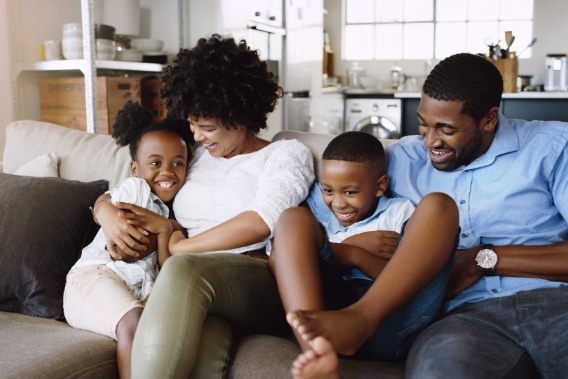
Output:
[269,131,459,369]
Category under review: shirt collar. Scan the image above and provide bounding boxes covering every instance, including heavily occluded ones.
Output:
[327,196,391,234]
[462,112,520,171]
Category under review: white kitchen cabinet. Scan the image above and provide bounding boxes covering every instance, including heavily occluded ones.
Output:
[8,0,170,133]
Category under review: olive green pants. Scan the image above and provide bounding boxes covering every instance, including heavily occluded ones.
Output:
[131,252,287,379]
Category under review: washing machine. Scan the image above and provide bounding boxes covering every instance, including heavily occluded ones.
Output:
[344,97,402,139]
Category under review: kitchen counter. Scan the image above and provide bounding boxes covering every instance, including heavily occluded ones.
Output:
[394,91,568,99]
[324,85,568,99]
[399,91,568,136]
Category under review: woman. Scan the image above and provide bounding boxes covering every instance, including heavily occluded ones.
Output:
[93,34,315,378]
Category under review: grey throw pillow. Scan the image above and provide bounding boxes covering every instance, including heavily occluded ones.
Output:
[0,173,108,320]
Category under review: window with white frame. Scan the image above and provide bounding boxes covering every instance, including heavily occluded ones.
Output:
[344,0,534,61]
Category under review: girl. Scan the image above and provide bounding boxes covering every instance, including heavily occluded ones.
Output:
[63,101,193,379]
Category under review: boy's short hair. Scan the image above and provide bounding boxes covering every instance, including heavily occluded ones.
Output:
[322,131,386,174]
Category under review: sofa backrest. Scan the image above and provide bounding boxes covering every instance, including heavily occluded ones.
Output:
[3,120,130,188]
[2,121,398,187]
[272,130,397,178]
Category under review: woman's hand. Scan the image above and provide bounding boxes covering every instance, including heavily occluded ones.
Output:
[168,230,187,255]
[341,230,399,260]
[93,195,150,262]
[115,202,171,236]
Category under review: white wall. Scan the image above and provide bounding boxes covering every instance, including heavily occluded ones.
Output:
[2,0,568,159]
[0,0,12,161]
[324,0,568,87]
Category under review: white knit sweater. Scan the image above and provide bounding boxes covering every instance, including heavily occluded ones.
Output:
[173,139,315,254]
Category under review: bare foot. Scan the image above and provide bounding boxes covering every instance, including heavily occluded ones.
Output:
[291,336,339,379]
[286,308,373,356]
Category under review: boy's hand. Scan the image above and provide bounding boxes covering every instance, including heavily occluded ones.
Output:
[446,247,483,298]
[342,230,399,259]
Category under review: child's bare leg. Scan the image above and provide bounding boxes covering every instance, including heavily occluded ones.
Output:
[269,207,327,351]
[291,336,339,379]
[116,307,143,379]
[288,193,459,356]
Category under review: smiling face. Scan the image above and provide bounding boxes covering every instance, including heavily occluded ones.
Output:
[188,115,263,158]
[320,159,388,227]
[417,94,499,171]
[131,130,188,203]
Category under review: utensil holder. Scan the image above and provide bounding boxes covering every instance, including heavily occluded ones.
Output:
[493,58,518,93]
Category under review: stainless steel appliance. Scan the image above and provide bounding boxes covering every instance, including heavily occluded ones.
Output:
[282,0,324,132]
[309,90,345,135]
[344,97,402,139]
[545,54,568,92]
[185,0,323,134]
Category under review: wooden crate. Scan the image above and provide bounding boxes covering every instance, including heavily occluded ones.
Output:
[141,75,168,122]
[39,76,141,134]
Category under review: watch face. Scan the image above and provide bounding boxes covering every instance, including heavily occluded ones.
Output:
[476,249,498,269]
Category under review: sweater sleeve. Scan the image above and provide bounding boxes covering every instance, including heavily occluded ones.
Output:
[251,139,315,235]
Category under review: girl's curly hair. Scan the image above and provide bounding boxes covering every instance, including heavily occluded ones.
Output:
[160,34,283,134]
[112,101,194,162]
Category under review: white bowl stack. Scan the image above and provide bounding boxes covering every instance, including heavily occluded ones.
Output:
[115,48,143,62]
[43,40,63,61]
[96,39,116,60]
[62,23,83,60]
[95,23,116,61]
[130,38,164,53]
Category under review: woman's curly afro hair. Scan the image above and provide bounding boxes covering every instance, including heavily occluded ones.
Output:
[160,34,283,134]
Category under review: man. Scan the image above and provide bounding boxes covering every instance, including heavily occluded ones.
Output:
[388,53,568,378]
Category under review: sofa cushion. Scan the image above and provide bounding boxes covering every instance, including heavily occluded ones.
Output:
[3,120,130,188]
[0,173,108,320]
[0,312,117,379]
[228,334,405,379]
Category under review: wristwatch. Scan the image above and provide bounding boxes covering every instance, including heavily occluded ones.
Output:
[475,244,498,276]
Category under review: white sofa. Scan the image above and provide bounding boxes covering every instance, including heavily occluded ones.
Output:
[0,120,404,378]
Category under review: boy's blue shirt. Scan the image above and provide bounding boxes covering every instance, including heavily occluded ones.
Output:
[306,182,415,280]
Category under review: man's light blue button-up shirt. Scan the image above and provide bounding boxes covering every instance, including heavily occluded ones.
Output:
[386,114,568,312]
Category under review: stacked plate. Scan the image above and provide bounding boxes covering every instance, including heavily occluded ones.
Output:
[115,49,143,62]
[130,38,167,64]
